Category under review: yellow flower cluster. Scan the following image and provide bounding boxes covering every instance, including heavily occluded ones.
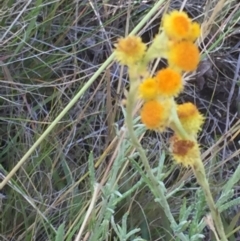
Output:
[114,36,146,66]
[170,135,201,167]
[113,12,228,237]
[140,100,166,130]
[168,41,200,72]
[163,11,200,72]
[139,68,183,132]
[177,102,204,136]
[139,68,183,100]
[140,99,172,131]
[162,11,200,42]
[114,10,204,167]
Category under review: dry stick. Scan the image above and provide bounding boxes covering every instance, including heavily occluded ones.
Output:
[0,0,165,190]
[74,184,101,241]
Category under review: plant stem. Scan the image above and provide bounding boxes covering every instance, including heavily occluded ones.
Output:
[125,83,189,241]
[169,100,190,140]
[193,161,228,241]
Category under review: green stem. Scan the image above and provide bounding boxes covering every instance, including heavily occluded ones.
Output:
[125,84,189,241]
[193,161,228,241]
[170,100,190,140]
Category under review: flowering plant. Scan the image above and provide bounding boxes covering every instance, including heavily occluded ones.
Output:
[114,10,228,241]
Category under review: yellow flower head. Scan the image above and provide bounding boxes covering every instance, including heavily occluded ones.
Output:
[187,22,201,42]
[177,102,204,135]
[170,135,201,167]
[140,100,170,130]
[139,78,158,100]
[168,40,200,72]
[155,68,183,97]
[163,11,191,41]
[114,36,146,66]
